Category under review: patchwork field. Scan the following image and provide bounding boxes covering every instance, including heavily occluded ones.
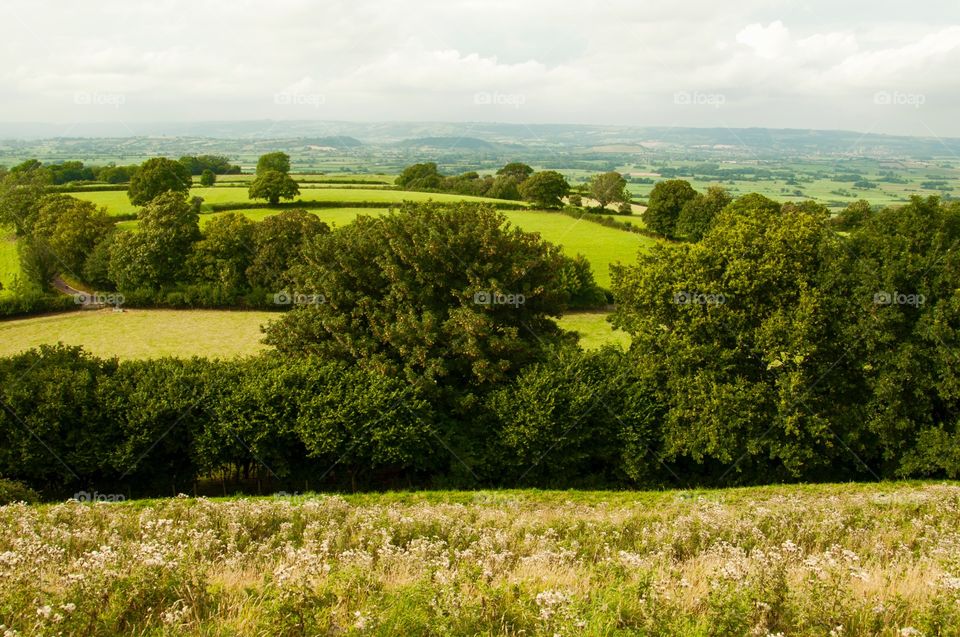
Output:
[1,482,957,636]
[0,309,627,359]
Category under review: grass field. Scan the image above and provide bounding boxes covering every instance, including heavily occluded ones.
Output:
[0,309,277,359]
[0,309,626,359]
[0,228,18,295]
[2,482,958,635]
[72,186,517,216]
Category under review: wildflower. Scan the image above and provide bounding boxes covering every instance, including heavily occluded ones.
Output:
[899,628,923,637]
[36,605,53,619]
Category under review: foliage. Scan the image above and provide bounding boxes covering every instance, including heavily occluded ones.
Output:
[31,195,113,278]
[255,152,292,175]
[108,191,201,290]
[675,185,732,241]
[641,179,697,238]
[519,171,570,208]
[245,209,330,290]
[199,169,216,187]
[264,203,570,389]
[127,158,192,206]
[248,170,300,205]
[589,171,629,210]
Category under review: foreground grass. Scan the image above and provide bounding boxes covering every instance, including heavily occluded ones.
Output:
[1,482,958,636]
[0,309,625,359]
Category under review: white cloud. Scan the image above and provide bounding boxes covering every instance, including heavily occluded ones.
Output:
[0,0,957,136]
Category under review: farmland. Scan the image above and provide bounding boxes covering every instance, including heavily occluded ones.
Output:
[72,185,518,217]
[0,228,17,296]
[0,309,628,359]
[1,482,958,636]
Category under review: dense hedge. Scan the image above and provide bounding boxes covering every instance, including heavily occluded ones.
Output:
[1,342,956,500]
[0,293,77,318]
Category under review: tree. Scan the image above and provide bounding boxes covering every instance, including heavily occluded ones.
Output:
[613,196,865,481]
[127,157,192,206]
[263,202,570,390]
[187,212,255,290]
[485,175,521,200]
[589,171,629,210]
[641,179,697,238]
[568,193,583,207]
[843,196,960,477]
[0,163,52,235]
[255,152,291,175]
[246,209,329,290]
[833,199,872,230]
[519,171,570,208]
[200,169,216,187]
[108,191,201,290]
[395,162,443,189]
[248,170,300,205]
[496,162,534,182]
[31,195,113,278]
[675,185,733,241]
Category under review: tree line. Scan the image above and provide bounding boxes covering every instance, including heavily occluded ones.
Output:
[0,193,957,497]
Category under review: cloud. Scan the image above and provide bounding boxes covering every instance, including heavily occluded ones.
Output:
[0,0,958,136]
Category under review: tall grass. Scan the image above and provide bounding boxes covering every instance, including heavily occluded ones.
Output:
[1,483,958,635]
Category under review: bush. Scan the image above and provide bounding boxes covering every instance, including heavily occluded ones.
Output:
[0,477,39,504]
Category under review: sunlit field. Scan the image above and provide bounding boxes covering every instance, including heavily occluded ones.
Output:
[0,309,625,359]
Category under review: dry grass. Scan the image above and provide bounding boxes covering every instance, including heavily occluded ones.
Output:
[1,482,959,635]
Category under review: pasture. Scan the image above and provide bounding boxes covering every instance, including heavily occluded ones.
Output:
[72,186,517,216]
[0,309,626,359]
[0,228,18,295]
[1,482,957,635]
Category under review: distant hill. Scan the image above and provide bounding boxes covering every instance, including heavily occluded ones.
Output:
[392,136,500,151]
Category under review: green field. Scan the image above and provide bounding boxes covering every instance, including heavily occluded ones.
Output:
[2,482,958,636]
[0,309,276,359]
[73,186,517,216]
[0,309,626,359]
[0,228,19,296]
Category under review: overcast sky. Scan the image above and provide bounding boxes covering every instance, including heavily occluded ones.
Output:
[1,0,959,138]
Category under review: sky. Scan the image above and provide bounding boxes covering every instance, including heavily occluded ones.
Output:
[1,0,959,138]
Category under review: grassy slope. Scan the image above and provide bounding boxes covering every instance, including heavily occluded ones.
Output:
[0,309,626,359]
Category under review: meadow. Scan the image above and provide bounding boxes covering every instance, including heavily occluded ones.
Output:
[0,228,17,296]
[1,482,957,636]
[0,309,628,359]
[72,186,516,217]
